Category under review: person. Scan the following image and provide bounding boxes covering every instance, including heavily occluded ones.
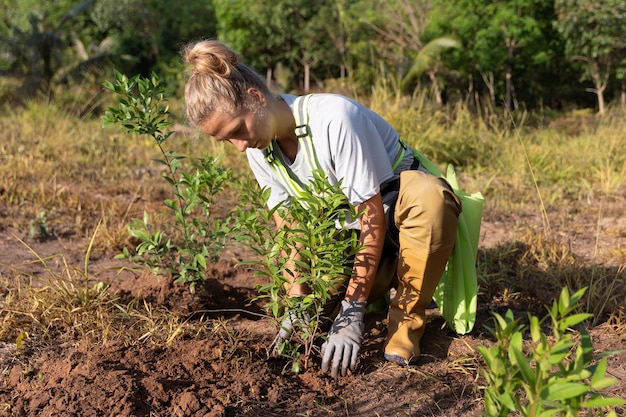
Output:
[182,39,462,378]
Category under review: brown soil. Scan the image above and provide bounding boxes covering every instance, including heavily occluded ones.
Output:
[1,196,625,416]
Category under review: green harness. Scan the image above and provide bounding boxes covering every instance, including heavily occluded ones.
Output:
[263,94,483,335]
[263,94,409,194]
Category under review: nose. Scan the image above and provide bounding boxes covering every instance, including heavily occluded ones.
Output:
[229,138,248,152]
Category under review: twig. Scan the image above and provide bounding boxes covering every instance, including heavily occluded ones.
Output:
[189,308,271,319]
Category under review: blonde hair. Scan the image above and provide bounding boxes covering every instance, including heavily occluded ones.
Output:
[183,40,269,128]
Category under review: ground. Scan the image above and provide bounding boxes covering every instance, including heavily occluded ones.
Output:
[0,194,625,416]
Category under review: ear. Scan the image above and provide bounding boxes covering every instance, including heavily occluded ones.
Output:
[247,88,267,106]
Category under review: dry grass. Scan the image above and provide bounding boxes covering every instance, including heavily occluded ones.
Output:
[1,91,625,349]
[0,226,199,348]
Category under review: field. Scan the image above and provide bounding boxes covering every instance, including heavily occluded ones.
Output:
[0,96,625,416]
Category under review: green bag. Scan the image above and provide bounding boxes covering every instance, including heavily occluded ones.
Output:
[413,149,484,335]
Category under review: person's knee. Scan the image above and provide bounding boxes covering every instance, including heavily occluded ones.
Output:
[395,171,460,248]
[396,171,460,220]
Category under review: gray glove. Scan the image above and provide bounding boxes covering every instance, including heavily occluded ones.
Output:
[269,310,309,357]
[321,300,366,378]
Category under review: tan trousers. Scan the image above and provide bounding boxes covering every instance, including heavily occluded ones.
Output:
[383,170,461,363]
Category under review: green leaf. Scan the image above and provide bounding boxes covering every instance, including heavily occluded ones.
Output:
[580,327,594,363]
[540,381,588,400]
[509,333,535,385]
[536,410,560,417]
[499,392,517,411]
[548,339,574,364]
[581,396,626,408]
[559,313,592,330]
[530,314,541,343]
[194,253,207,269]
[129,229,151,241]
[569,287,587,306]
[16,332,29,349]
[589,358,618,390]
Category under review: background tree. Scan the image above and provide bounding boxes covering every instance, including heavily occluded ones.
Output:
[0,0,116,98]
[215,0,287,89]
[2,0,626,112]
[554,0,626,113]
[427,0,559,110]
[108,0,216,89]
[367,0,459,105]
[216,0,339,93]
[327,0,380,92]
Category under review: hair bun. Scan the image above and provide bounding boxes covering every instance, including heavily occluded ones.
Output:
[185,40,240,77]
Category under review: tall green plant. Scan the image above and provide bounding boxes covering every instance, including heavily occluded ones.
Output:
[479,287,625,417]
[233,170,363,372]
[102,70,231,291]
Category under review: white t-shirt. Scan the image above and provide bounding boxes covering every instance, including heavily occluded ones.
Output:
[246,93,414,210]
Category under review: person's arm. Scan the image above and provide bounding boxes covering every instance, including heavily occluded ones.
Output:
[344,192,386,302]
[320,192,386,377]
[272,210,308,296]
[268,210,310,357]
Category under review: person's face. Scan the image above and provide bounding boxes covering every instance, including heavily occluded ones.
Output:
[200,89,273,152]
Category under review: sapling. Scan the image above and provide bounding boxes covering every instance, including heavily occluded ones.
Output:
[478,286,625,417]
[233,170,364,372]
[102,71,232,291]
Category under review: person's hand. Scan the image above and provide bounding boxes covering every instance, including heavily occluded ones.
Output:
[321,300,366,377]
[269,310,309,357]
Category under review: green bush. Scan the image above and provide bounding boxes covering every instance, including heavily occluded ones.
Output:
[479,287,625,417]
[102,71,231,291]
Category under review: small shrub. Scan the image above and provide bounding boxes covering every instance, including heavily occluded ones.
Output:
[102,71,231,290]
[233,170,363,372]
[478,286,626,417]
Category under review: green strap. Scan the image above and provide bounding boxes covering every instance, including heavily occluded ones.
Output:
[392,140,407,170]
[293,94,322,174]
[265,94,407,196]
[265,140,305,197]
[264,94,322,197]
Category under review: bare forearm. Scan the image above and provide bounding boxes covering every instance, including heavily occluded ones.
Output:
[273,211,308,296]
[345,193,386,302]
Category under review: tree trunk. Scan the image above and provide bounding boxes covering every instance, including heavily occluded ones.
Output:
[589,61,608,114]
[505,47,514,111]
[304,63,310,93]
[266,67,273,90]
[479,70,496,107]
[503,30,518,112]
[427,70,442,106]
[467,73,474,107]
[505,69,512,111]
[596,85,606,115]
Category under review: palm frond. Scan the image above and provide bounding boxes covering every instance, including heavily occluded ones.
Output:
[402,36,460,84]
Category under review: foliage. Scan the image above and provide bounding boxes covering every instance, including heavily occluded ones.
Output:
[478,287,626,416]
[114,0,216,89]
[426,0,560,110]
[362,0,460,103]
[232,171,363,372]
[102,71,231,291]
[215,0,343,92]
[554,0,626,113]
[0,0,125,99]
[2,0,626,109]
